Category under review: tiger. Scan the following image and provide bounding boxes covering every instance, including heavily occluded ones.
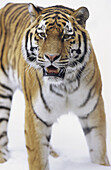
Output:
[0,2,110,170]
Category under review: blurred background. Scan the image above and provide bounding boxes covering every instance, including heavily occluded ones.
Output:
[0,0,111,170]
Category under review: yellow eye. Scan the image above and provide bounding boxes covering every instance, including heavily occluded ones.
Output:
[39,32,46,38]
[63,34,71,40]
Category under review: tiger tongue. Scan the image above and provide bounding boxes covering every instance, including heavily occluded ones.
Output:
[46,68,59,74]
[46,66,59,74]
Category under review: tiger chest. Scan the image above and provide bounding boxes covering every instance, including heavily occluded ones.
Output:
[32,80,98,124]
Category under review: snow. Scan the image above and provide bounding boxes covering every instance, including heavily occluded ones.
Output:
[0,0,111,170]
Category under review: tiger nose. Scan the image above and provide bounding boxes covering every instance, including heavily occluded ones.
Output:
[45,54,60,62]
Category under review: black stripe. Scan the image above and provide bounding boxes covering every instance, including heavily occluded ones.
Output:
[3,141,8,147]
[82,32,87,54]
[30,75,53,128]
[52,5,74,12]
[87,63,95,84]
[79,82,96,107]
[70,40,75,45]
[50,84,63,97]
[0,32,8,77]
[59,13,69,19]
[55,9,70,16]
[76,65,85,81]
[77,31,87,63]
[88,97,99,115]
[0,94,12,101]
[79,96,100,119]
[30,32,33,51]
[78,114,89,119]
[32,104,52,127]
[83,126,97,135]
[46,135,51,142]
[2,148,9,155]
[24,72,28,101]
[78,34,81,48]
[0,106,10,111]
[26,145,34,152]
[61,22,66,26]
[25,29,30,57]
[44,12,54,18]
[28,77,52,128]
[43,143,50,147]
[43,16,54,21]
[27,56,36,62]
[0,118,8,123]
[36,72,51,112]
[48,22,55,27]
[37,27,43,30]
[58,17,69,22]
[74,27,77,31]
[55,11,60,15]
[45,21,49,25]
[0,131,7,139]
[0,83,13,93]
[56,23,61,28]
[70,35,81,55]
[43,13,54,20]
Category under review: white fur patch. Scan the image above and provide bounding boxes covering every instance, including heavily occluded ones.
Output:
[37,20,46,33]
[64,21,73,35]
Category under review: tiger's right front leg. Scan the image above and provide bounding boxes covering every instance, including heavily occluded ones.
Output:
[25,103,52,170]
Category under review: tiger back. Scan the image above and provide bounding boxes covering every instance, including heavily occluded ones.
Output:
[0,3,110,170]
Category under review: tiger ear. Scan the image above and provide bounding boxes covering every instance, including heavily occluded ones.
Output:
[74,7,89,28]
[28,3,43,22]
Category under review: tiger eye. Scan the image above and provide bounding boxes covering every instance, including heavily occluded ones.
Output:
[63,34,71,40]
[39,33,46,38]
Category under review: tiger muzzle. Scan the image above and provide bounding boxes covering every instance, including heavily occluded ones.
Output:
[42,54,66,79]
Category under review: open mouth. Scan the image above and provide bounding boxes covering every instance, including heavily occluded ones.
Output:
[43,66,65,79]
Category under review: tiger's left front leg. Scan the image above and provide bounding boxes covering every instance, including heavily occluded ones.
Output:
[78,95,110,166]
[25,104,52,170]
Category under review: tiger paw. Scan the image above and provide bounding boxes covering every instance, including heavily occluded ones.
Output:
[49,146,59,158]
[99,156,110,166]
[91,155,110,166]
[0,149,9,163]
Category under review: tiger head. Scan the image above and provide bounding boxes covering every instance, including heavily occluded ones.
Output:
[22,4,91,83]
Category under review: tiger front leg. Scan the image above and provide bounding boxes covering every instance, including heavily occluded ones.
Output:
[78,95,110,166]
[0,81,13,163]
[25,105,52,170]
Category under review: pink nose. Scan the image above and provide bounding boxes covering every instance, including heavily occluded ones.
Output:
[45,54,60,62]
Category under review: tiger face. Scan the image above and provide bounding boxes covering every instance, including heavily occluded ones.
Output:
[22,4,91,82]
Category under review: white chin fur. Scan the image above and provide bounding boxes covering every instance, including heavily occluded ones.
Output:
[43,76,63,85]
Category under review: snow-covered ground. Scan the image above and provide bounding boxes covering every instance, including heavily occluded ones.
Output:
[0,0,111,170]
